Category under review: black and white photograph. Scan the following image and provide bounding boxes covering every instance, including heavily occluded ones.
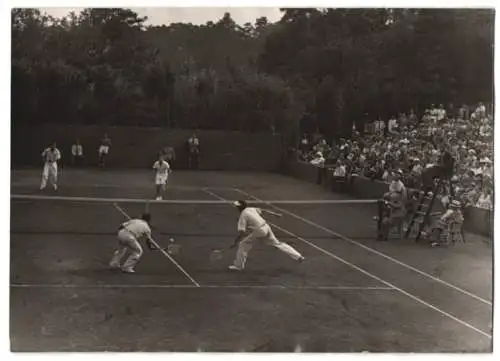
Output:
[5,0,496,355]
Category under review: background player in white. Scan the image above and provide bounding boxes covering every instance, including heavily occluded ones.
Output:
[99,133,111,168]
[229,200,305,271]
[40,142,61,191]
[110,213,155,273]
[153,153,171,200]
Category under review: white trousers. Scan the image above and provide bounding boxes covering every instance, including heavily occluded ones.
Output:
[233,224,303,269]
[110,229,144,269]
[40,162,58,189]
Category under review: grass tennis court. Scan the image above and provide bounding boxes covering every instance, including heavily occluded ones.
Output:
[10,169,493,352]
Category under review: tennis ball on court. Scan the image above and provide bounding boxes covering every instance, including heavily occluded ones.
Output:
[169,238,175,243]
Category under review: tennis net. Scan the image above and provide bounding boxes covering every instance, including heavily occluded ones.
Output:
[11,194,381,240]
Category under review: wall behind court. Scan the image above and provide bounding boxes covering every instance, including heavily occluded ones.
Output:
[11,125,283,171]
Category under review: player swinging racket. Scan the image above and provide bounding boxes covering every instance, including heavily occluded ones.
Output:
[153,153,171,200]
[109,213,156,273]
[228,200,305,271]
[40,142,61,191]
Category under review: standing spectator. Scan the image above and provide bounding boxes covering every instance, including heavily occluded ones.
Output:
[299,134,310,157]
[71,139,84,167]
[310,151,325,185]
[187,133,200,169]
[99,133,112,169]
[437,104,446,121]
[476,102,486,119]
[388,116,398,133]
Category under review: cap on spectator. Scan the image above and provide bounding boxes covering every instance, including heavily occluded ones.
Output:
[450,200,461,208]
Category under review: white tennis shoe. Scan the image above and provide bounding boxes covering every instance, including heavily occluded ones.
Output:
[228,265,243,271]
[109,261,120,269]
[121,267,135,274]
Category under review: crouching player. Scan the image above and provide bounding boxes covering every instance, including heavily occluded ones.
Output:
[153,153,171,200]
[109,213,155,273]
[229,200,305,271]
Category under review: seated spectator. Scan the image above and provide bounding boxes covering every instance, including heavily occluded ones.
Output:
[332,160,347,177]
[388,170,407,200]
[423,200,464,246]
[299,134,310,155]
[310,152,325,167]
[476,189,493,210]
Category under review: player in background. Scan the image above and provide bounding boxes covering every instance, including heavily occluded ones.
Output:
[99,133,112,168]
[110,213,155,273]
[40,142,61,191]
[229,200,305,271]
[153,153,171,200]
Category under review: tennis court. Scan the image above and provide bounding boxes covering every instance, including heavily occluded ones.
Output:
[10,169,493,352]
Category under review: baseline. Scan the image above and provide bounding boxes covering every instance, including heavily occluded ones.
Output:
[10,284,394,291]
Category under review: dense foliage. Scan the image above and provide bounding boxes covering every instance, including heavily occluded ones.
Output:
[11,8,494,139]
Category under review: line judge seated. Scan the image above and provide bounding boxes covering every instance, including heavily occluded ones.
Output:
[331,159,347,192]
[387,169,407,201]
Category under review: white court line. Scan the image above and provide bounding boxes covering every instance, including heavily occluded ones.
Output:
[203,188,492,340]
[10,193,376,205]
[113,203,200,287]
[10,284,394,291]
[233,188,493,307]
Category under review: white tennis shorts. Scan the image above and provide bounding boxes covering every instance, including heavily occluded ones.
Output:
[155,174,168,185]
[99,145,109,155]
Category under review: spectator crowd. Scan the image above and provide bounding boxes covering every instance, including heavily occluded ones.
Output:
[297,103,494,211]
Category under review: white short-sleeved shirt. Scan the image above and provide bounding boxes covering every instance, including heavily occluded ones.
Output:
[121,219,151,239]
[42,148,61,163]
[237,208,266,232]
[153,160,170,176]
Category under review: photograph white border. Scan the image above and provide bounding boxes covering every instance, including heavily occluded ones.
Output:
[1,1,497,361]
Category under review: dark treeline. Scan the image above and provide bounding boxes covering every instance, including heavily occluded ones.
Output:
[11,8,494,141]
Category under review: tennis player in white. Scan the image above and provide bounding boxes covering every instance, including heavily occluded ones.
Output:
[40,142,61,191]
[229,200,305,271]
[153,153,171,200]
[110,213,154,273]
